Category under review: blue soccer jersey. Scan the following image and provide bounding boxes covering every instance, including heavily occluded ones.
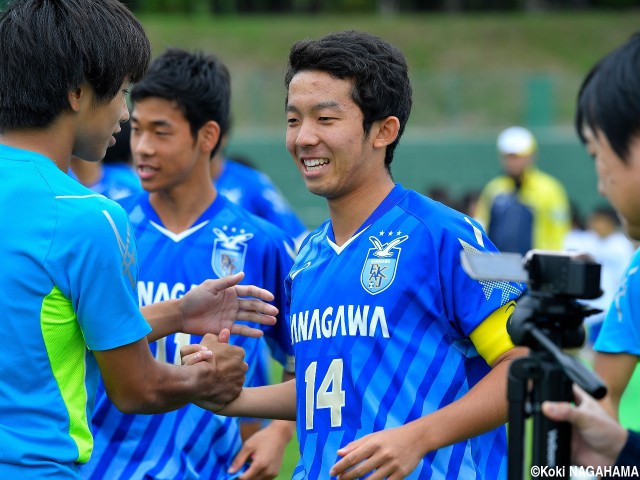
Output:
[81,192,295,480]
[217,158,308,246]
[594,247,640,356]
[286,185,523,480]
[0,145,150,479]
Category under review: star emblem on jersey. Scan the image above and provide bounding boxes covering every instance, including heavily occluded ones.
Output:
[211,227,254,277]
[360,233,409,295]
[458,239,523,303]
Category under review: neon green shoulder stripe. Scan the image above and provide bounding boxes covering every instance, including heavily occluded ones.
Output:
[41,286,92,463]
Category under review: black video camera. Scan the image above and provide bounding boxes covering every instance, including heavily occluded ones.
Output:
[523,250,602,299]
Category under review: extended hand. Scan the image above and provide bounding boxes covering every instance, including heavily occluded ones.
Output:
[180,272,278,338]
[330,424,425,480]
[228,421,294,479]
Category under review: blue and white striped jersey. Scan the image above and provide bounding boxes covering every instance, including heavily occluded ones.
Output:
[287,184,523,480]
[81,192,295,480]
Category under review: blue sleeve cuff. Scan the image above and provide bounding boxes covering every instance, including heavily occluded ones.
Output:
[615,429,640,469]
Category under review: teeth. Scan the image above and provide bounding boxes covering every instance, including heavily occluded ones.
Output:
[303,159,329,171]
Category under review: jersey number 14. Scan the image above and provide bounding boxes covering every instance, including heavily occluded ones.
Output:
[304,358,346,430]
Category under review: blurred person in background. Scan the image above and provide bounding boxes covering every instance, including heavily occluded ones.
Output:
[70,121,142,200]
[565,204,635,347]
[475,126,571,255]
[81,48,296,480]
[575,32,640,429]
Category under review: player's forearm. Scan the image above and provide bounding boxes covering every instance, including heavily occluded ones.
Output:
[140,299,182,342]
[412,347,524,454]
[100,355,199,413]
[594,352,637,420]
[216,380,297,420]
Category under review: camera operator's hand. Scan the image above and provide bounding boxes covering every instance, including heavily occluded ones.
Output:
[542,385,628,467]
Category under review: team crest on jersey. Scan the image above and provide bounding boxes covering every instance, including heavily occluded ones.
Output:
[360,233,409,295]
[211,227,254,277]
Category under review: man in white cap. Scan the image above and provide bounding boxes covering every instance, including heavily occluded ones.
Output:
[475,126,570,255]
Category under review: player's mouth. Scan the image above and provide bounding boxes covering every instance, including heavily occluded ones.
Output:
[136,164,159,181]
[302,158,330,173]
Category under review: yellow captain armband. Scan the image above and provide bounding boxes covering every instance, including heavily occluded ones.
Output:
[469,301,517,366]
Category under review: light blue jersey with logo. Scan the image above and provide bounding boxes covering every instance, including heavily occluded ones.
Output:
[287,185,523,480]
[0,144,150,479]
[81,192,295,480]
[594,247,640,356]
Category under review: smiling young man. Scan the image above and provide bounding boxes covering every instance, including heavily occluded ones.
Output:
[80,48,296,480]
[187,30,526,480]
[575,33,640,427]
[0,2,278,478]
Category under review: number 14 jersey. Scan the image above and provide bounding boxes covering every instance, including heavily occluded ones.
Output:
[286,184,523,480]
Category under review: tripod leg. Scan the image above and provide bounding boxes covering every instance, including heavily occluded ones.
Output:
[531,360,573,478]
[508,357,541,480]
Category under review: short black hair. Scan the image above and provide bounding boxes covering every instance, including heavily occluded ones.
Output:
[0,0,150,131]
[285,30,412,172]
[131,48,231,158]
[576,32,640,163]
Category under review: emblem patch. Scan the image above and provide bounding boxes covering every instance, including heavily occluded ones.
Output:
[360,234,409,294]
[211,227,254,277]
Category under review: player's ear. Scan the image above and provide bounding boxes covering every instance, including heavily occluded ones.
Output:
[198,120,221,154]
[68,84,88,112]
[372,116,400,149]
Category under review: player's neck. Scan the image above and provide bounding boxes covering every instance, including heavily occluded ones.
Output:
[70,157,102,186]
[328,175,395,246]
[149,179,217,234]
[1,124,74,172]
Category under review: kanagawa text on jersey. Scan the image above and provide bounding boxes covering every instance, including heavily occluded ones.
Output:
[290,305,389,344]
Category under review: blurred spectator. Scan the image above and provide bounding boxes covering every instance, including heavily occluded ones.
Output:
[460,189,480,217]
[69,121,142,200]
[475,126,570,255]
[564,204,635,344]
[425,184,459,210]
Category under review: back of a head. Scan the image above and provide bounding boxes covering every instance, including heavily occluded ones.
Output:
[576,32,640,163]
[284,30,412,170]
[496,126,537,157]
[0,0,150,132]
[131,48,231,156]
